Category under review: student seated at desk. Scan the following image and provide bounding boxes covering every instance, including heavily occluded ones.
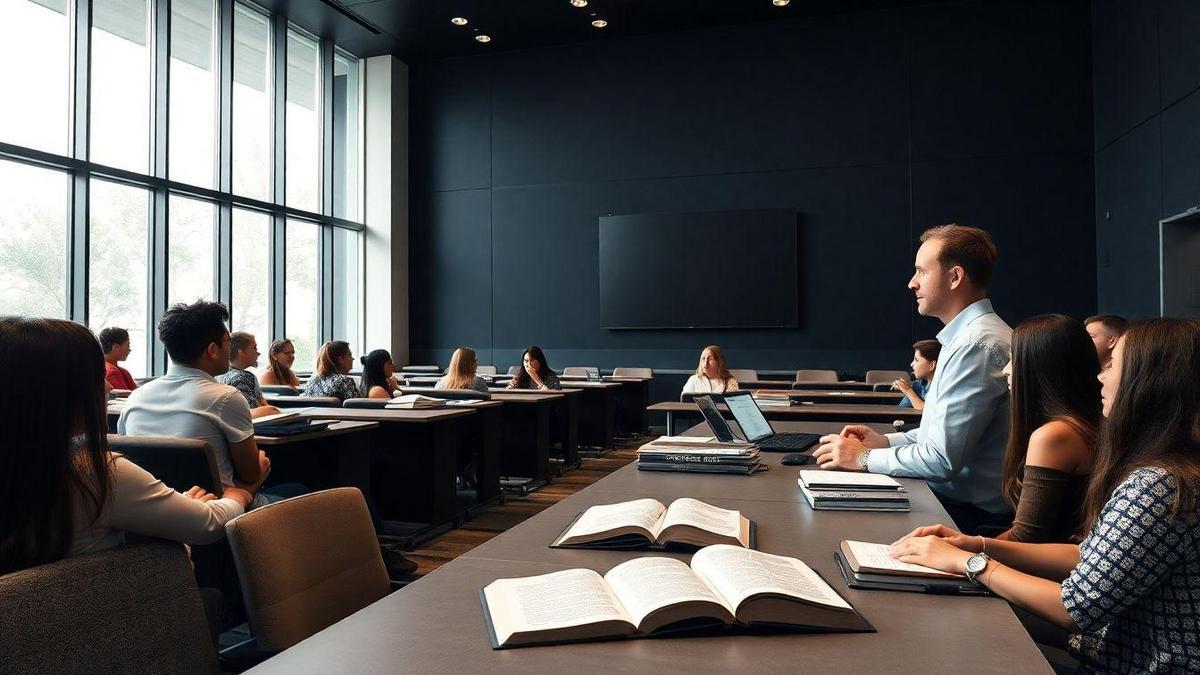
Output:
[99,326,138,391]
[260,338,301,388]
[118,301,305,509]
[0,316,257,577]
[682,345,739,394]
[436,347,490,393]
[891,319,1200,674]
[217,332,282,419]
[895,340,940,410]
[995,315,1100,544]
[507,345,561,390]
[302,341,360,401]
[359,349,399,399]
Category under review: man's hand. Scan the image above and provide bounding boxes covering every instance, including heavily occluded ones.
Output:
[839,424,890,448]
[812,435,869,471]
[892,378,914,395]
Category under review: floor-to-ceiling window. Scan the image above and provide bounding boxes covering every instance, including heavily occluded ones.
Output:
[0,0,365,375]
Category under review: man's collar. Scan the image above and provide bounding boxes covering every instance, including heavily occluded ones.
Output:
[937,298,995,346]
[166,363,218,382]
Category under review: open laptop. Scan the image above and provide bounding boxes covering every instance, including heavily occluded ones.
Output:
[716,392,821,452]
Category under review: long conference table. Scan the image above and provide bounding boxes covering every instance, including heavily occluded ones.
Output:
[248,420,1049,674]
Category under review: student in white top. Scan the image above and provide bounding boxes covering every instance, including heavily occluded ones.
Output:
[0,317,256,576]
[682,345,740,395]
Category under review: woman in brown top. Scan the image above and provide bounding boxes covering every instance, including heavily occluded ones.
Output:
[996,314,1101,543]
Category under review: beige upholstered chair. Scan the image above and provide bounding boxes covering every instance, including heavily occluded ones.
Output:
[866,369,910,384]
[0,542,219,674]
[794,369,839,382]
[476,365,498,376]
[612,367,652,378]
[728,369,758,382]
[225,487,390,651]
[562,366,591,378]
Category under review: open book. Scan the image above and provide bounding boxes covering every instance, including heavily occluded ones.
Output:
[480,545,872,648]
[386,394,445,409]
[550,498,753,550]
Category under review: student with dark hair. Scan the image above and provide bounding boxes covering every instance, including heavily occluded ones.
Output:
[436,347,490,393]
[360,349,399,399]
[302,340,359,401]
[259,338,300,388]
[890,318,1200,673]
[119,301,304,509]
[815,224,1013,535]
[1083,314,1128,368]
[216,331,281,418]
[895,340,941,411]
[0,317,256,576]
[995,314,1101,543]
[506,345,561,390]
[98,326,138,391]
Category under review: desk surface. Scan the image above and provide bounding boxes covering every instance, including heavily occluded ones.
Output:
[249,419,1048,674]
[255,420,378,446]
[649,401,922,421]
[489,391,566,403]
[296,407,476,423]
[779,389,905,403]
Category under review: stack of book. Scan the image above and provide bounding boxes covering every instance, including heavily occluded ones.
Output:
[636,436,763,475]
[386,394,446,409]
[797,470,910,511]
[750,391,792,407]
[252,411,331,436]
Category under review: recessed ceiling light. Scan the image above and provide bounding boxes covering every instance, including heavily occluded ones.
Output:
[772,0,790,5]
[451,17,468,26]
[570,0,588,7]
[591,18,607,28]
[475,34,491,43]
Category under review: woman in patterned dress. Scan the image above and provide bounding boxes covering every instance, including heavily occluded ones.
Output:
[301,341,360,402]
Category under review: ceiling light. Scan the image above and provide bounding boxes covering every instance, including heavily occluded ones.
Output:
[772,0,790,5]
[475,34,491,43]
[451,17,468,26]
[591,18,607,28]
[570,0,588,6]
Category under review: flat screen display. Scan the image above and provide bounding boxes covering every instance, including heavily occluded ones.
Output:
[598,209,799,329]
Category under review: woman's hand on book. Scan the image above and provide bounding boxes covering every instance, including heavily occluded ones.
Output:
[888,535,973,574]
[892,524,982,553]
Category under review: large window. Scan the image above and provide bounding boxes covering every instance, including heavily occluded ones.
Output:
[91,0,152,172]
[0,159,69,317]
[0,0,363,376]
[0,0,70,155]
[89,179,150,378]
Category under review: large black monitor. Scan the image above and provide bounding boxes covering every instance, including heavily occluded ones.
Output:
[598,208,799,329]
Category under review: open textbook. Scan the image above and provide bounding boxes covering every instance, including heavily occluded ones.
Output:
[550,498,753,550]
[480,545,872,648]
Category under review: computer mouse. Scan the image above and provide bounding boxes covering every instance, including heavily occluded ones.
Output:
[780,453,813,466]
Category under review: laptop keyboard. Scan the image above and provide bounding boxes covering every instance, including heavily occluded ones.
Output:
[758,433,821,451]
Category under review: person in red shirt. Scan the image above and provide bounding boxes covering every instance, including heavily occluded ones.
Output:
[98,327,138,391]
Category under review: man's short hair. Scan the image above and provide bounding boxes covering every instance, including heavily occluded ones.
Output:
[229,331,255,356]
[912,339,942,363]
[97,327,129,354]
[159,301,229,365]
[1085,314,1128,336]
[920,224,998,290]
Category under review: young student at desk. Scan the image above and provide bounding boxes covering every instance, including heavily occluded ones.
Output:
[891,319,1200,674]
[260,338,300,388]
[507,346,562,390]
[118,301,304,509]
[0,316,257,578]
[360,349,400,399]
[217,332,281,418]
[99,326,138,391]
[894,340,940,411]
[301,341,360,401]
[682,345,739,394]
[994,315,1100,544]
[437,347,490,393]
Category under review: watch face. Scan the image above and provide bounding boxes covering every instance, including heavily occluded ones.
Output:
[967,554,988,574]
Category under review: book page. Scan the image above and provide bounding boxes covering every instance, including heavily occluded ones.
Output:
[603,557,733,628]
[561,499,666,542]
[843,540,961,578]
[691,545,850,611]
[660,498,742,542]
[483,568,634,644]
[798,470,901,489]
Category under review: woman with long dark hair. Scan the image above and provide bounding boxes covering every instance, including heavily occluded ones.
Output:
[506,345,561,390]
[259,338,300,388]
[995,314,1101,543]
[889,319,1200,673]
[0,317,255,576]
[359,349,399,399]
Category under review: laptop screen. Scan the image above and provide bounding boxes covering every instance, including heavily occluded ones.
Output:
[722,392,775,442]
[692,395,737,442]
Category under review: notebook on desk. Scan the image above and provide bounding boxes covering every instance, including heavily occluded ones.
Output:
[833,540,988,595]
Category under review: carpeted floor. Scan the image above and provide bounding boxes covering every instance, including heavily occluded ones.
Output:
[405,442,641,576]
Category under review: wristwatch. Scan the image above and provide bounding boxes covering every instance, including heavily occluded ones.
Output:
[856,450,871,471]
[964,552,991,584]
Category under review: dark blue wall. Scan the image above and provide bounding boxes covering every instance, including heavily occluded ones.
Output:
[1093,0,1200,319]
[409,0,1096,374]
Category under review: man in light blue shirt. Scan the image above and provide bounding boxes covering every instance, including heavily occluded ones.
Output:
[814,224,1012,534]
